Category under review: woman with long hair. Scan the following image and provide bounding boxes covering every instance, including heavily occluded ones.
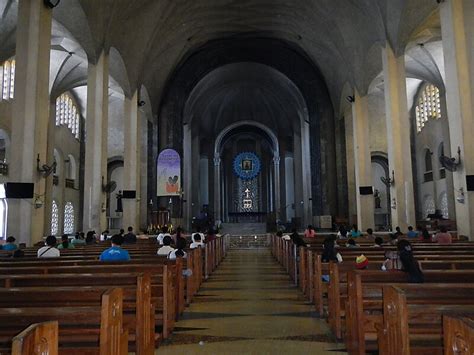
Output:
[397,240,424,283]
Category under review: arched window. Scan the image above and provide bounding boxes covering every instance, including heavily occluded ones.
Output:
[415,84,441,133]
[423,195,435,219]
[55,93,80,139]
[0,58,15,101]
[63,202,74,234]
[51,200,59,236]
[439,192,449,219]
[438,143,446,179]
[424,149,433,182]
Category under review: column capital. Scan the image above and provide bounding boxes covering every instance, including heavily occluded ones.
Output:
[214,155,221,166]
[273,156,281,165]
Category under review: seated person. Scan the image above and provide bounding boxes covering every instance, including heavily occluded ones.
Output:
[382,250,402,271]
[290,229,306,247]
[366,228,374,239]
[350,224,361,238]
[85,231,97,245]
[99,234,130,261]
[190,233,205,249]
[337,225,348,239]
[346,238,360,248]
[168,237,187,260]
[57,234,75,249]
[432,225,453,244]
[72,232,86,245]
[123,226,137,244]
[304,225,316,238]
[157,235,175,256]
[394,226,403,238]
[398,240,424,283]
[322,236,343,263]
[420,228,432,242]
[157,226,171,245]
[206,228,217,242]
[388,233,399,245]
[37,235,60,258]
[372,236,384,247]
[407,226,418,238]
[3,236,18,251]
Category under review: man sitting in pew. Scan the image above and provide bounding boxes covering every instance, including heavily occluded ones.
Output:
[37,235,60,258]
[157,235,175,256]
[99,234,131,261]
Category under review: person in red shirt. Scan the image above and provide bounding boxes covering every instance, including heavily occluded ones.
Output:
[304,225,316,238]
[432,226,453,244]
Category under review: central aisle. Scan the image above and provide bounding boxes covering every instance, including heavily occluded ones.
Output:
[159,248,346,354]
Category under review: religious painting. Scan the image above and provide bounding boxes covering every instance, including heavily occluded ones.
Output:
[233,152,261,180]
[242,159,253,171]
[157,149,181,196]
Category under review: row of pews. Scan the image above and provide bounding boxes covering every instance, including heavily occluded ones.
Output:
[0,235,229,355]
[271,234,474,355]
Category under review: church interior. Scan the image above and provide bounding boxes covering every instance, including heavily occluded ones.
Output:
[0,0,473,354]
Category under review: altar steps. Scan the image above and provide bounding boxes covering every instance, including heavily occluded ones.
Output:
[221,222,267,235]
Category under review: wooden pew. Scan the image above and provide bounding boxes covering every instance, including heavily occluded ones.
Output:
[0,263,175,344]
[345,272,474,354]
[0,273,154,355]
[0,287,126,355]
[443,315,474,355]
[11,321,58,355]
[377,286,474,355]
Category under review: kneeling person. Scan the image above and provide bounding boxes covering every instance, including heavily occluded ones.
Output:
[100,234,130,261]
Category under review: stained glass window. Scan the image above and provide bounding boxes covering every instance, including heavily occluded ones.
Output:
[0,59,15,101]
[55,93,80,139]
[416,84,441,133]
[63,202,74,234]
[51,200,59,235]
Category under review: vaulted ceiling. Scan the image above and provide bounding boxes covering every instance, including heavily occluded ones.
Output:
[0,0,442,113]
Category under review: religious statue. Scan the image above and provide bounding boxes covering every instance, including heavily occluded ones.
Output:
[374,189,381,209]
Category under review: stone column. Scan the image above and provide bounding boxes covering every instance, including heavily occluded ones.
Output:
[183,124,192,230]
[352,91,375,230]
[83,52,109,233]
[440,0,474,238]
[43,102,56,236]
[7,0,52,245]
[382,45,416,231]
[123,91,140,230]
[301,121,313,226]
[273,155,281,221]
[214,155,221,223]
[139,110,148,230]
[344,110,357,225]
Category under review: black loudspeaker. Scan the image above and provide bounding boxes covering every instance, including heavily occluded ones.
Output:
[122,190,136,199]
[359,186,374,195]
[5,182,35,199]
[466,176,474,191]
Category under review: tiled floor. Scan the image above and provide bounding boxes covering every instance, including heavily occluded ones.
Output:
[158,248,346,354]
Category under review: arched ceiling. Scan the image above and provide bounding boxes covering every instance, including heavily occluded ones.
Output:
[184,62,307,136]
[0,0,442,112]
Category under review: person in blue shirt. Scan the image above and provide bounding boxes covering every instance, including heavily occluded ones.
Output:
[407,226,418,238]
[99,234,130,261]
[350,225,362,238]
[3,236,18,251]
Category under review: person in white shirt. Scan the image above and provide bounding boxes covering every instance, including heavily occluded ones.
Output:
[190,233,205,249]
[156,226,171,245]
[168,237,187,260]
[37,235,60,258]
[157,235,175,256]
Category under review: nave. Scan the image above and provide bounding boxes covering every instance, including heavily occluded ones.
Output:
[160,248,345,354]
